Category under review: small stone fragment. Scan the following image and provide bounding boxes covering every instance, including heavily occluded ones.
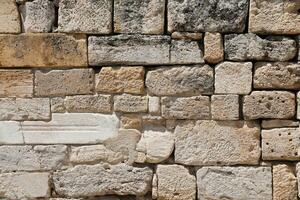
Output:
[211,95,239,120]
[0,0,21,33]
[204,32,224,64]
[148,96,161,115]
[171,32,202,40]
[51,97,66,113]
[121,115,142,130]
[262,120,299,129]
[170,40,204,64]
[114,94,148,113]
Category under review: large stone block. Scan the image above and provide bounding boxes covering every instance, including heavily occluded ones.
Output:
[114,94,148,113]
[175,120,261,165]
[197,167,272,199]
[0,34,87,67]
[0,0,21,33]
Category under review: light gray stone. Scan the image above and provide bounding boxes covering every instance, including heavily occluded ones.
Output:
[0,121,23,144]
[170,40,204,64]
[0,0,21,33]
[51,97,66,113]
[148,96,161,115]
[114,95,148,113]
[262,120,299,129]
[211,95,239,120]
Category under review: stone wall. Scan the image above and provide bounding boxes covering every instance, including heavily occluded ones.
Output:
[0,0,300,199]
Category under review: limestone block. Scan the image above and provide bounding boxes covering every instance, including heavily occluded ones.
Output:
[211,95,239,120]
[262,120,299,129]
[121,115,142,130]
[114,94,148,113]
[171,32,202,40]
[148,96,161,115]
[170,40,204,64]
[204,32,224,64]
[0,121,23,144]
[51,97,66,113]
[0,0,21,33]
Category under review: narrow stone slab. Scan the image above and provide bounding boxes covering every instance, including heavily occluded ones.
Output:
[262,120,299,129]
[0,121,23,144]
[197,167,272,199]
[114,94,148,113]
[175,120,261,165]
[22,113,120,144]
[0,0,21,33]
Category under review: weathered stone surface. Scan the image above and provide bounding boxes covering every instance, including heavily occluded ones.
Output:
[0,145,67,172]
[96,67,145,94]
[114,0,164,34]
[114,95,148,113]
[0,172,50,199]
[175,120,260,165]
[0,0,20,33]
[211,95,239,120]
[162,96,210,120]
[215,62,252,94]
[254,62,300,89]
[249,0,300,35]
[22,113,120,144]
[298,36,300,60]
[53,164,153,197]
[204,32,224,64]
[156,165,196,200]
[51,97,66,113]
[171,32,202,40]
[0,121,23,144]
[170,40,204,64]
[20,0,55,32]
[0,70,33,97]
[0,98,50,121]
[65,95,112,113]
[243,91,295,120]
[121,115,142,130]
[297,92,300,120]
[148,96,160,115]
[262,120,299,129]
[146,65,214,96]
[168,0,248,33]
[0,34,87,67]
[225,34,297,61]
[197,167,272,199]
[58,0,112,34]
[273,164,297,200]
[262,128,300,160]
[88,35,170,66]
[35,69,93,97]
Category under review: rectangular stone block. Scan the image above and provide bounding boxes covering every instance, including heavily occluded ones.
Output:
[0,34,87,67]
[262,120,299,129]
[204,32,224,64]
[114,94,148,113]
[0,121,23,144]
[211,95,239,120]
[162,96,210,120]
[0,0,21,33]
[35,69,94,97]
[0,70,33,97]
[175,120,261,165]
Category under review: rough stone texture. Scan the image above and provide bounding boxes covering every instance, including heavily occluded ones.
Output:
[114,95,148,113]
[114,0,165,34]
[156,165,196,200]
[35,69,94,97]
[51,97,66,113]
[121,115,142,130]
[297,92,300,120]
[243,91,295,120]
[96,67,145,94]
[0,98,50,121]
[168,0,248,33]
[53,164,153,197]
[58,0,112,34]
[0,34,87,67]
[0,70,33,97]
[262,120,299,129]
[146,65,214,96]
[204,32,224,64]
[197,167,272,199]
[148,96,161,115]
[262,128,300,160]
[175,120,260,165]
[65,95,112,113]
[161,96,210,120]
[170,40,204,64]
[0,145,67,172]
[215,62,252,94]
[211,95,239,120]
[254,62,300,90]
[0,172,50,199]
[20,0,55,32]
[0,121,23,144]
[0,0,21,33]
[88,35,170,66]
[171,32,202,40]
[273,164,297,200]
[225,33,297,61]
[249,0,300,35]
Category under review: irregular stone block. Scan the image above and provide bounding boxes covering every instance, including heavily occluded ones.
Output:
[148,96,161,115]
[162,96,210,120]
[262,120,299,129]
[146,65,214,96]
[22,113,119,144]
[51,97,66,113]
[254,62,300,89]
[243,91,295,120]
[197,167,272,199]
[96,67,145,94]
[53,164,153,197]
[0,98,50,121]
[215,62,252,94]
[171,32,202,40]
[121,115,142,130]
[0,34,87,67]
[0,121,23,144]
[88,35,170,66]
[58,0,112,34]
[0,145,67,172]
[0,172,50,199]
[175,120,260,165]
[249,0,300,34]
[156,165,196,200]
[114,94,148,113]
[0,70,33,97]
[35,69,94,97]
[114,0,165,34]
[170,40,204,64]
[211,95,239,120]
[225,33,297,61]
[204,32,224,64]
[0,0,21,33]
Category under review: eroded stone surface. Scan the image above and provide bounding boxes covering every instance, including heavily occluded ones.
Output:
[204,32,224,64]
[51,97,66,113]
[121,115,142,130]
[171,32,202,40]
[262,120,299,129]
[0,0,21,33]
[211,95,239,120]
[170,40,204,64]
[114,95,148,113]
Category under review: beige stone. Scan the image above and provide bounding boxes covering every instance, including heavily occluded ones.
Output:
[148,96,161,115]
[204,32,224,64]
[0,0,21,33]
[114,94,148,113]
[96,67,145,94]
[0,34,87,67]
[171,32,202,40]
[51,97,66,113]
[211,95,239,120]
[175,120,261,165]
[156,165,196,200]
[0,121,23,144]
[121,115,142,130]
[297,92,300,120]
[170,40,204,64]
[262,120,299,129]
[0,70,33,97]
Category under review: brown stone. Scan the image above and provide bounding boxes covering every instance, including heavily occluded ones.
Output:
[0,0,21,33]
[211,95,239,120]
[204,32,224,64]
